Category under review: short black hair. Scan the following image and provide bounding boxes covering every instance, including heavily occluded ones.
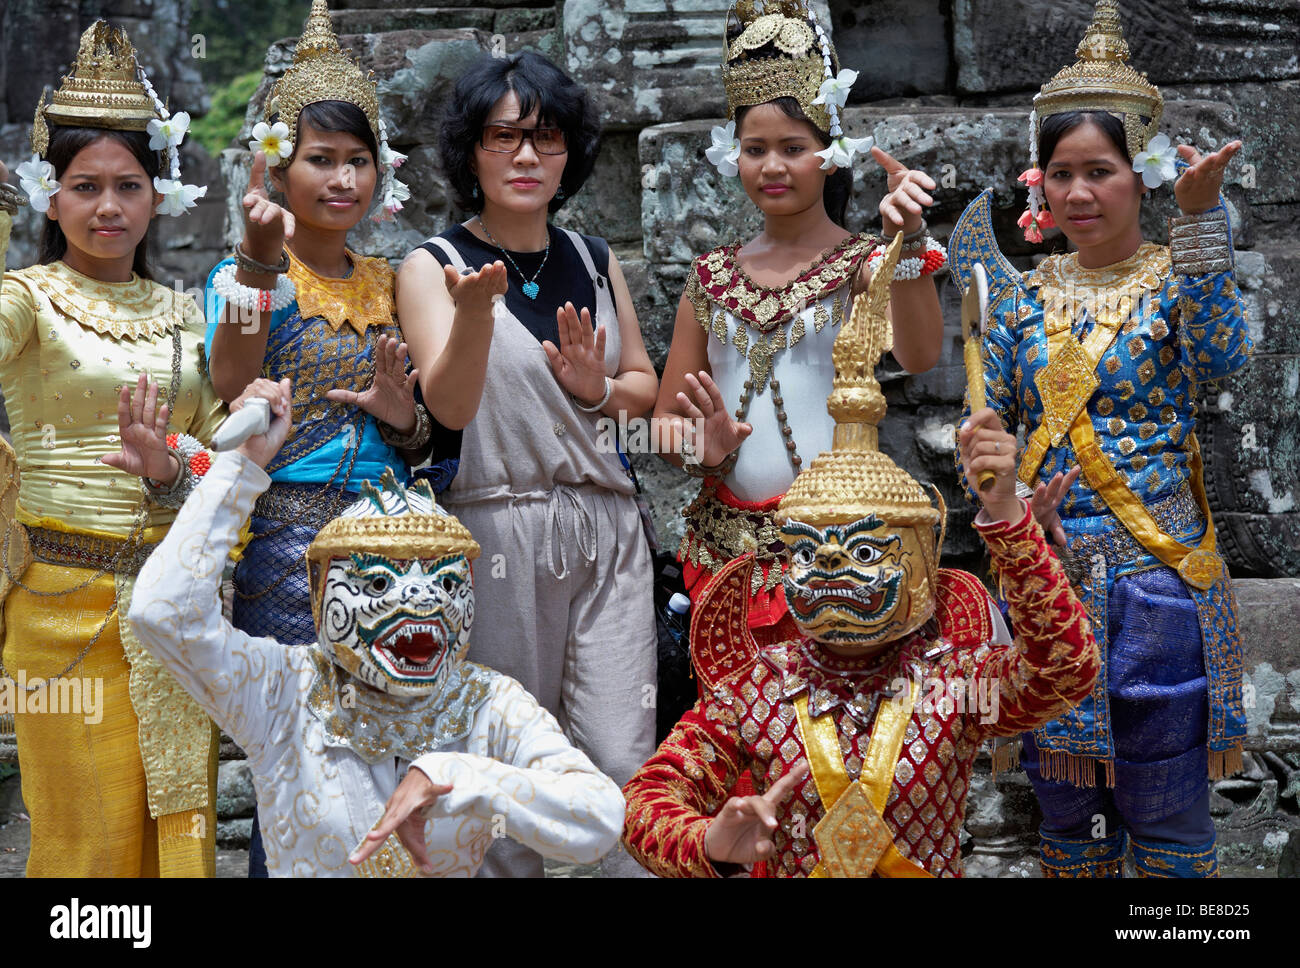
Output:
[735,97,852,229]
[293,100,379,163]
[439,51,601,214]
[38,126,159,280]
[1039,110,1133,167]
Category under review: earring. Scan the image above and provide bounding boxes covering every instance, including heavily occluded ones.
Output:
[472,183,480,199]
[555,186,566,201]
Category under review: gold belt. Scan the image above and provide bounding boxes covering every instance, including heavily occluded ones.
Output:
[27,527,156,577]
[253,482,356,530]
[678,485,786,595]
[1068,484,1204,575]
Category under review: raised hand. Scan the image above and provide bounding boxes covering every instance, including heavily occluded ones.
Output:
[348,765,454,874]
[675,371,752,469]
[1030,466,1081,547]
[325,334,419,433]
[101,374,178,484]
[704,762,808,867]
[1174,140,1243,216]
[543,301,608,408]
[232,377,293,469]
[958,407,1022,524]
[443,261,508,315]
[242,150,295,262]
[872,145,936,237]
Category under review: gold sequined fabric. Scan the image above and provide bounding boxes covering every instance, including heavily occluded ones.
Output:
[679,486,787,595]
[722,2,835,132]
[288,250,396,336]
[21,261,186,341]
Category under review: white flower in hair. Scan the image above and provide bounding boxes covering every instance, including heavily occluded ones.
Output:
[812,69,858,110]
[383,178,411,215]
[147,112,191,151]
[15,155,60,213]
[705,121,742,178]
[380,143,407,170]
[153,177,207,217]
[815,134,874,171]
[1131,133,1179,189]
[249,121,294,166]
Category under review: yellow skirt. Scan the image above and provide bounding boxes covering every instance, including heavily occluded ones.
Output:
[2,562,216,877]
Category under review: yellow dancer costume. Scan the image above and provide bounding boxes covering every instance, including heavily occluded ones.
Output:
[0,22,224,876]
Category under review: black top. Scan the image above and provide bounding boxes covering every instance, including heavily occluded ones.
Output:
[422,223,611,348]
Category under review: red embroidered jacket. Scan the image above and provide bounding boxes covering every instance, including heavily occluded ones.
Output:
[622,505,1098,877]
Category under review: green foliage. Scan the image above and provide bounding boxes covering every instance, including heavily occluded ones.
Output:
[190,0,307,88]
[190,70,265,156]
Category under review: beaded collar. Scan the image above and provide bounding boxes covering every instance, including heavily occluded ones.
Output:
[288,249,396,336]
[22,261,185,341]
[687,233,874,333]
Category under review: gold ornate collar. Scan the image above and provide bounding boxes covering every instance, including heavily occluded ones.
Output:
[21,261,184,341]
[288,249,396,336]
[688,234,874,333]
[1027,242,1170,296]
[305,650,494,764]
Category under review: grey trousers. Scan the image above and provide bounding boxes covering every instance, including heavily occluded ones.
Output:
[445,483,657,877]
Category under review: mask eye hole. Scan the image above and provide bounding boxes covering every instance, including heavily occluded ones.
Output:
[792,546,815,567]
[365,574,391,596]
[851,543,881,565]
[441,576,456,593]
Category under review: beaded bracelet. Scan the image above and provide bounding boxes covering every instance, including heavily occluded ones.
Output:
[212,262,296,313]
[867,236,947,281]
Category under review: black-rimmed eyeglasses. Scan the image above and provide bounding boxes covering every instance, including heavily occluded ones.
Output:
[479,124,567,155]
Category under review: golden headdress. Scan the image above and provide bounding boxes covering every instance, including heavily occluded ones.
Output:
[25,20,204,217]
[723,0,839,135]
[31,21,156,156]
[1032,0,1162,161]
[778,233,944,570]
[265,0,382,162]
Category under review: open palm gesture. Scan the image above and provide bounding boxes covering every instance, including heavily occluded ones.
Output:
[675,371,752,470]
[1175,140,1243,216]
[101,374,177,484]
[326,334,419,433]
[543,301,608,407]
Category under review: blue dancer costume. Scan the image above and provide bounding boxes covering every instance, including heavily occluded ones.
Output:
[951,1,1252,879]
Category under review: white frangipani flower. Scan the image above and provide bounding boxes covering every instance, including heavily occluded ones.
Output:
[811,68,859,109]
[153,177,207,217]
[1131,133,1179,189]
[147,111,191,151]
[379,143,407,169]
[15,155,60,213]
[249,121,294,166]
[705,121,742,178]
[815,134,874,171]
[383,178,411,215]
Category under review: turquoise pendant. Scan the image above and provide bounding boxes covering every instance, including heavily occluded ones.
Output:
[522,281,540,300]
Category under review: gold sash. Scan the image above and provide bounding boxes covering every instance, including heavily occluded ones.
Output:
[795,682,931,878]
[1017,290,1223,591]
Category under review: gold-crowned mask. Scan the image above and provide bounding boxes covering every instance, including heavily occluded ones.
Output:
[778,234,945,650]
[306,471,482,698]
[264,0,382,166]
[1032,0,1162,161]
[723,0,837,134]
[30,20,160,157]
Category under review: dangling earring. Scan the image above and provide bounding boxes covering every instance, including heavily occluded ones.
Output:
[472,182,480,199]
[555,186,566,201]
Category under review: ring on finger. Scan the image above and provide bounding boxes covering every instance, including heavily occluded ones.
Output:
[994,441,1001,454]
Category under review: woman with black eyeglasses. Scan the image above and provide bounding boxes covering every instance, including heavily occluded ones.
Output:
[401,50,658,878]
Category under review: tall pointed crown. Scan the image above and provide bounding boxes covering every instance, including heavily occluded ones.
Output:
[777,234,941,530]
[31,21,160,156]
[1033,0,1162,159]
[265,0,382,164]
[723,0,837,133]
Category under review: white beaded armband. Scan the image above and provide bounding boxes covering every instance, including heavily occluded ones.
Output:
[866,236,947,281]
[212,262,296,313]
